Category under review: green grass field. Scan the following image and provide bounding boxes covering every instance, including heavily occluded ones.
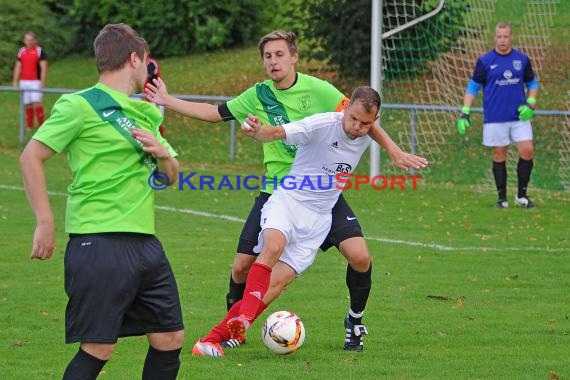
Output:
[2,148,570,379]
[2,11,570,379]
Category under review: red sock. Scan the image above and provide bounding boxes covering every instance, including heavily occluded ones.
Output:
[202,299,269,344]
[203,301,243,343]
[36,105,45,126]
[25,107,34,129]
[239,262,272,321]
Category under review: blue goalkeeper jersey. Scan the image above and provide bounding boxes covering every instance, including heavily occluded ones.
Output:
[471,48,536,123]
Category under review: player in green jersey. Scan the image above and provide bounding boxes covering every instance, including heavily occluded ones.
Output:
[20,24,184,379]
[146,30,427,353]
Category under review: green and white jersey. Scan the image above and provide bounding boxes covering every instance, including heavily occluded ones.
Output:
[33,82,177,234]
[227,73,348,193]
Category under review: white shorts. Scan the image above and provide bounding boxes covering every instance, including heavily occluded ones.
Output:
[483,120,533,147]
[254,192,332,275]
[19,80,43,105]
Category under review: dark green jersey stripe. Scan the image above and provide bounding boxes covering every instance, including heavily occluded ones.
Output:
[78,88,157,170]
[255,83,298,156]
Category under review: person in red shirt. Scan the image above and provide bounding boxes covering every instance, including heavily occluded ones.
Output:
[12,32,48,129]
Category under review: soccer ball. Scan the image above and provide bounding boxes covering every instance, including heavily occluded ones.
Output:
[261,311,305,354]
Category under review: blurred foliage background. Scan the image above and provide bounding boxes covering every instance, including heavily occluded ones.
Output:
[0,0,468,83]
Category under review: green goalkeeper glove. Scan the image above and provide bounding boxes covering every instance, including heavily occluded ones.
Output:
[517,97,536,121]
[456,106,471,135]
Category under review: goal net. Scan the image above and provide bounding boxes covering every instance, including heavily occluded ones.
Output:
[378,0,570,192]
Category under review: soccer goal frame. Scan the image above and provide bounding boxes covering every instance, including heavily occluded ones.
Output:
[370,0,445,177]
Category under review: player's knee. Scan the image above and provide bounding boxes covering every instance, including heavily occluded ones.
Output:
[232,263,250,279]
[349,254,371,272]
[339,238,370,262]
[149,330,185,351]
[492,150,507,162]
[232,254,255,279]
[81,342,115,361]
[519,148,533,160]
[168,330,185,349]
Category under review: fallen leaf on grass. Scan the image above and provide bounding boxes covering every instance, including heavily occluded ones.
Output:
[548,319,557,333]
[453,297,464,309]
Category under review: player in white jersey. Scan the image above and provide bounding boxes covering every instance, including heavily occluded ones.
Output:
[268,110,371,209]
[253,108,372,274]
[216,86,380,347]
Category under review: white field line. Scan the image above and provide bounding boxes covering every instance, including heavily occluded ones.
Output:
[2,184,568,253]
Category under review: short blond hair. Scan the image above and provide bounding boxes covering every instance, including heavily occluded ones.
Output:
[495,21,512,33]
[258,30,298,57]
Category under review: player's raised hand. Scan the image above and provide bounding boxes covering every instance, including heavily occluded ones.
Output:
[145,77,168,106]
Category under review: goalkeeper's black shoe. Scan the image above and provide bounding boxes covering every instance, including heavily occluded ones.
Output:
[515,196,538,208]
[343,315,368,351]
[494,199,509,209]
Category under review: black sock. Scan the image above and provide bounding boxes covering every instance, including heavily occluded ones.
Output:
[492,161,507,200]
[226,274,246,311]
[62,348,107,380]
[517,158,533,198]
[142,346,182,380]
[346,262,372,325]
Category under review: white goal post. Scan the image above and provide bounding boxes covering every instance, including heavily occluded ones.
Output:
[370,0,446,178]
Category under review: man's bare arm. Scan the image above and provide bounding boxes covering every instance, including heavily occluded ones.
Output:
[368,124,428,170]
[145,78,222,122]
[19,140,57,259]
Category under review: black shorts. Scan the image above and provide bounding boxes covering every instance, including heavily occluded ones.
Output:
[236,192,363,255]
[64,233,184,344]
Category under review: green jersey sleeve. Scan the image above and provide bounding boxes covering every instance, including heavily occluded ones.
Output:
[33,94,84,153]
[226,85,258,123]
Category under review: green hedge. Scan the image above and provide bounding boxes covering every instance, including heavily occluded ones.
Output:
[0,0,283,83]
[63,0,273,57]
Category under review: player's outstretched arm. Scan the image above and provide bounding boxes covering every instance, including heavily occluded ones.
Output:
[19,140,56,260]
[242,114,286,142]
[145,77,222,123]
[368,124,428,170]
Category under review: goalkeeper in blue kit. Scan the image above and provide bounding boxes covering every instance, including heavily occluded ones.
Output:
[457,21,539,208]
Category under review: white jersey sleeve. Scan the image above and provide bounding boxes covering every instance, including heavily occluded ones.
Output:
[282,112,340,146]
